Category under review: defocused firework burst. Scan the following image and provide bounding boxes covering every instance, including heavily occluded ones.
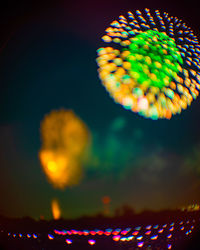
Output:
[96,9,200,119]
[39,109,90,189]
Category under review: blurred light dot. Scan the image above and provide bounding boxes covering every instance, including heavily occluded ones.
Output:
[66,239,72,244]
[88,239,96,245]
[113,235,121,241]
[138,241,144,247]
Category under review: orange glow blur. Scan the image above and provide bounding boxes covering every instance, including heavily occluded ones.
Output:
[51,199,61,220]
[39,150,81,188]
[102,196,111,216]
[102,196,111,204]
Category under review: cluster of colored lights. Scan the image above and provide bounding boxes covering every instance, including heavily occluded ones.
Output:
[51,219,197,248]
[181,203,200,212]
[110,220,196,248]
[3,217,199,248]
[96,9,200,119]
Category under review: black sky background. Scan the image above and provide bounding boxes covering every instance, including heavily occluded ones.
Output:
[0,0,200,219]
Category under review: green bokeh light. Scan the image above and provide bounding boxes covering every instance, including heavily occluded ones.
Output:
[127,30,183,89]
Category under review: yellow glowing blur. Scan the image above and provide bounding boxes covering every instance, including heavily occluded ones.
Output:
[51,199,61,220]
[39,109,90,189]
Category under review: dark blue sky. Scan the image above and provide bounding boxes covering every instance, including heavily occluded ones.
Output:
[0,0,200,219]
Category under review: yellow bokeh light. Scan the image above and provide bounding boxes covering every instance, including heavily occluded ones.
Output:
[47,161,57,172]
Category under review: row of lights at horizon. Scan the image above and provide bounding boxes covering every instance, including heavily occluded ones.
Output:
[6,219,195,238]
[6,232,95,246]
[52,220,194,237]
[5,218,197,248]
[6,220,195,239]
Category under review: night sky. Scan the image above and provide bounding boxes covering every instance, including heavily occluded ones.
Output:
[0,0,200,220]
